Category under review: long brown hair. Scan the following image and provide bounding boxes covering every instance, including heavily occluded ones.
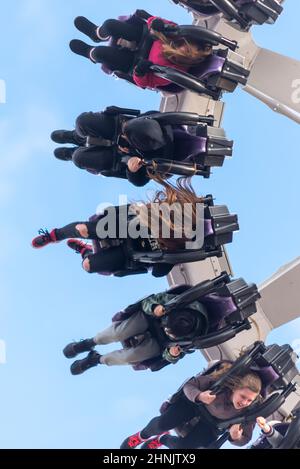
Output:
[210,362,262,398]
[133,177,204,250]
[152,30,213,66]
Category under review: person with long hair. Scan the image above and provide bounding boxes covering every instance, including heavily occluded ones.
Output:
[121,362,262,449]
[51,107,203,186]
[69,13,213,90]
[31,179,207,278]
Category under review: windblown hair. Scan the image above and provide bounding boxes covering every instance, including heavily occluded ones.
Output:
[135,177,204,251]
[152,31,213,66]
[209,361,262,398]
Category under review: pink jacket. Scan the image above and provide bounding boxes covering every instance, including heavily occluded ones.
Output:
[133,16,191,90]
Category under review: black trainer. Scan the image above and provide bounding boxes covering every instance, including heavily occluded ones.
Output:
[63,338,96,359]
[69,39,96,62]
[70,351,101,375]
[54,147,75,161]
[74,16,109,42]
[51,130,85,146]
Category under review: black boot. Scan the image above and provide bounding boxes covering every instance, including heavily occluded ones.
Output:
[54,147,75,161]
[69,39,96,62]
[74,16,109,42]
[51,130,85,146]
[63,338,96,359]
[70,351,101,375]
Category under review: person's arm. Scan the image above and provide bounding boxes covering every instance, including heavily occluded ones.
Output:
[256,417,284,448]
[141,292,174,316]
[183,375,215,403]
[228,423,255,447]
[162,345,184,363]
[126,165,149,187]
[152,263,174,278]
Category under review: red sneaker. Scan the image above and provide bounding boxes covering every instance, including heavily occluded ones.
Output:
[67,239,93,257]
[140,432,170,449]
[32,229,57,249]
[120,432,146,449]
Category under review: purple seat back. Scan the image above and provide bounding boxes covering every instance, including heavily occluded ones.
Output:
[250,365,280,397]
[204,219,214,237]
[173,128,207,160]
[191,54,225,81]
[201,293,237,329]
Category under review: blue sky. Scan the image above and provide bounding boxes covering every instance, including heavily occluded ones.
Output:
[0,0,300,449]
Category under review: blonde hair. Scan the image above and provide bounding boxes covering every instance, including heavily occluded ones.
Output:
[152,31,213,66]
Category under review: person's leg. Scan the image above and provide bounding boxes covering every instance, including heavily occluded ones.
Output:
[54,147,76,162]
[161,420,218,449]
[82,246,127,274]
[90,45,135,72]
[69,41,135,73]
[94,311,149,345]
[140,398,198,439]
[99,337,161,366]
[74,17,144,43]
[55,221,98,241]
[51,129,86,146]
[121,398,198,449]
[75,112,116,140]
[100,19,144,42]
[72,146,114,172]
[31,221,97,249]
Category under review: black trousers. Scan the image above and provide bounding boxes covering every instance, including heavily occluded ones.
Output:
[141,395,217,449]
[92,19,144,72]
[55,221,174,277]
[71,112,118,172]
[55,222,126,273]
[72,146,115,172]
[75,112,116,140]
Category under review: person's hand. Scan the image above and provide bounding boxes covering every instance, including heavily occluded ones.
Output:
[196,390,216,405]
[256,417,271,433]
[150,18,166,33]
[118,145,130,154]
[153,305,166,317]
[134,59,153,76]
[135,9,152,20]
[229,424,243,441]
[127,157,144,173]
[168,345,182,357]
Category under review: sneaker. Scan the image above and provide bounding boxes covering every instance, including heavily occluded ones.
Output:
[31,229,57,249]
[74,16,109,42]
[67,239,93,258]
[140,432,170,449]
[51,130,85,146]
[63,338,95,359]
[69,39,96,62]
[70,350,101,375]
[120,432,146,449]
[54,147,75,161]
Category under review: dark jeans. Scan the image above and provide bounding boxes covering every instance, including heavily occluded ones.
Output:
[92,19,144,72]
[55,221,174,277]
[72,146,115,172]
[55,221,126,273]
[141,395,217,449]
[75,112,116,140]
[71,112,118,172]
